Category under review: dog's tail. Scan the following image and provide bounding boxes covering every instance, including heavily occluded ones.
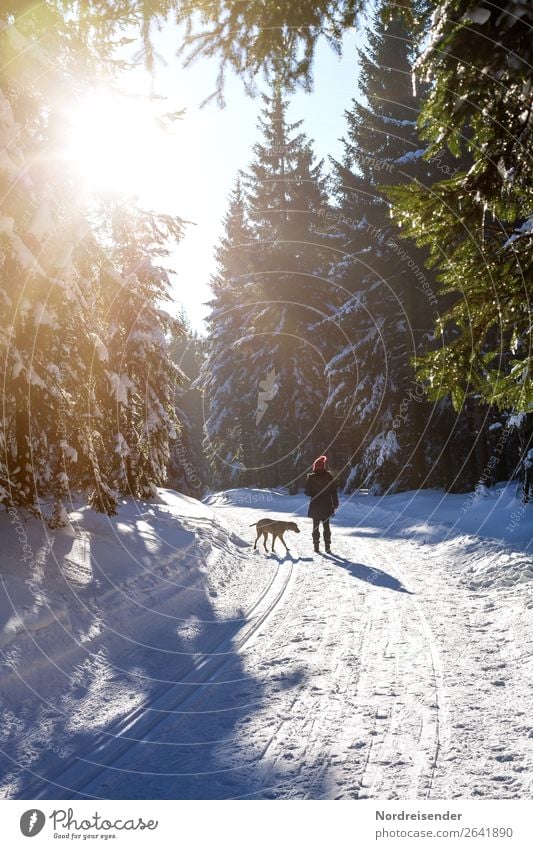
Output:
[248,522,258,527]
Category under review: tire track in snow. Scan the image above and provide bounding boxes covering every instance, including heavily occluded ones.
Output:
[220,532,374,799]
[242,564,359,798]
[353,534,446,799]
[395,559,445,800]
[291,529,444,801]
[208,518,421,800]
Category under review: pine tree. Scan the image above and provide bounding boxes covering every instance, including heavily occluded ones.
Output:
[201,88,338,491]
[0,8,189,522]
[95,203,185,500]
[387,2,533,499]
[243,87,339,488]
[0,23,112,520]
[177,0,359,105]
[325,10,439,494]
[199,178,257,487]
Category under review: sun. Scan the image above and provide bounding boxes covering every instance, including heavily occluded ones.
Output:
[64,88,178,204]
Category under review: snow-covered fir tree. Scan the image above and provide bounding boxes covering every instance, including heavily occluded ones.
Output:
[0,11,188,523]
[91,203,186,501]
[388,1,533,499]
[198,178,257,487]
[201,89,339,490]
[0,21,109,521]
[325,7,460,494]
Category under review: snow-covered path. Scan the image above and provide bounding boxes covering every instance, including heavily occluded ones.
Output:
[1,488,531,799]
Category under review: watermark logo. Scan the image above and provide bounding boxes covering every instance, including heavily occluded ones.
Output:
[256,368,278,425]
[20,810,46,837]
[50,808,158,834]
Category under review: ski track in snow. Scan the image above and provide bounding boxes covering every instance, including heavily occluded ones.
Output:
[1,490,531,800]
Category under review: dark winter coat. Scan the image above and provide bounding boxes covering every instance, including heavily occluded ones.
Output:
[304,470,339,520]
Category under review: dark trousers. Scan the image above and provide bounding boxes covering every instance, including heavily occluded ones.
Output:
[312,518,331,546]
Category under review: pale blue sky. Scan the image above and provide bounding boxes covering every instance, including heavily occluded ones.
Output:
[126,24,364,331]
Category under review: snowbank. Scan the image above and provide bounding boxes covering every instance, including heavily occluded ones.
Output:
[336,482,533,592]
[0,489,251,655]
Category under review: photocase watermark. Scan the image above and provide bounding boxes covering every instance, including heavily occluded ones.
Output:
[392,381,426,430]
[347,149,461,179]
[386,238,438,308]
[1,691,72,761]
[256,368,278,426]
[506,500,527,532]
[6,504,54,614]
[429,149,461,179]
[359,152,395,174]
[50,807,158,834]
[42,739,71,760]
[19,807,159,838]
[266,142,291,157]
[7,504,36,566]
[228,491,274,505]
[315,210,439,310]
[173,432,202,490]
[20,809,46,837]
[316,207,363,230]
[461,423,513,513]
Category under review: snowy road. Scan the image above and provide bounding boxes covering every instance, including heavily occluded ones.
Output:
[1,488,532,799]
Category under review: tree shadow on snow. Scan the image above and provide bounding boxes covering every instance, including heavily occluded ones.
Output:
[7,506,317,802]
[323,553,412,593]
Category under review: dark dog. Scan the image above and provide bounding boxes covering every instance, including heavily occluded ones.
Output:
[249,519,300,552]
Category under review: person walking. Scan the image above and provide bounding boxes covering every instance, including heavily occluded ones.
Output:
[304,455,339,553]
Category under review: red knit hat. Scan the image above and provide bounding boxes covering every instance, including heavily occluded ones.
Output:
[313,455,328,472]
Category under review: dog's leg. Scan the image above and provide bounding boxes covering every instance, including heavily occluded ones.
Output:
[280,532,289,552]
[263,533,268,552]
[254,531,261,550]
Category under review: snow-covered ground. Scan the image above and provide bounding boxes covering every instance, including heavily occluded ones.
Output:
[0,484,531,799]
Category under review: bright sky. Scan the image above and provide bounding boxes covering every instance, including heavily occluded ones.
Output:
[67,22,363,331]
[140,24,363,331]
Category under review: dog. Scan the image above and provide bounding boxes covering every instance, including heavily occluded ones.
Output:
[249,518,300,553]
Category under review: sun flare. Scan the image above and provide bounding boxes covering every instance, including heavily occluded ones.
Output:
[64,89,178,203]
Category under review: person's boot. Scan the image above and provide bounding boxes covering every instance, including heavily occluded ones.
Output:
[312,527,320,553]
[324,531,331,554]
